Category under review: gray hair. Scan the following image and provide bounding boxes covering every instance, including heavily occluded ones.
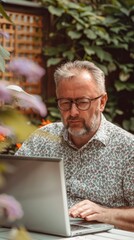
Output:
[54,60,106,92]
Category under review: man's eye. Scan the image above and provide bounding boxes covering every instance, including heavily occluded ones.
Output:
[61,101,70,105]
[78,100,89,104]
[62,101,70,104]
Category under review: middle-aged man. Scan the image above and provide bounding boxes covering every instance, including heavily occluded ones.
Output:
[16,60,134,231]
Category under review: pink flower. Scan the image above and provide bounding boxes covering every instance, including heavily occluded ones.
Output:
[7,85,47,117]
[0,81,11,103]
[0,31,10,39]
[0,194,23,222]
[0,126,12,137]
[8,58,45,82]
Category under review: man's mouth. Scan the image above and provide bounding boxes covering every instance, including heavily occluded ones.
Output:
[68,120,82,125]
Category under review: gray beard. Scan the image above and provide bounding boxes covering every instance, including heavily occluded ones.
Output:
[68,125,89,137]
[62,112,99,137]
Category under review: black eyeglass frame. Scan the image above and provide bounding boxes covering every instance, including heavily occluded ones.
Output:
[56,95,103,111]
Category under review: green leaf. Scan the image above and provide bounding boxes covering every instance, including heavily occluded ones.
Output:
[111,27,122,34]
[67,31,82,39]
[95,63,108,75]
[118,63,133,73]
[123,118,134,132]
[84,29,96,40]
[102,16,119,26]
[115,109,123,115]
[130,52,134,59]
[92,47,113,62]
[131,15,134,22]
[63,50,74,60]
[126,31,134,38]
[0,55,5,72]
[80,40,90,47]
[120,7,129,16]
[95,39,104,46]
[100,4,122,14]
[111,38,119,46]
[44,46,60,56]
[0,46,10,74]
[0,46,10,59]
[76,23,83,31]
[48,6,64,16]
[81,6,93,13]
[114,82,134,92]
[0,3,14,24]
[69,11,86,26]
[47,58,61,67]
[114,81,126,91]
[68,2,82,10]
[48,107,61,119]
[84,46,95,55]
[119,72,130,82]
[108,62,117,72]
[95,28,110,43]
[126,83,134,91]
[80,11,95,18]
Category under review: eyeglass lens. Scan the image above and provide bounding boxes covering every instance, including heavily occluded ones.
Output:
[58,99,91,111]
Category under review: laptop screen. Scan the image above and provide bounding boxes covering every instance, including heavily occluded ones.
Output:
[0,154,71,236]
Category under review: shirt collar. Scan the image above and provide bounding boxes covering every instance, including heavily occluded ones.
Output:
[90,114,109,146]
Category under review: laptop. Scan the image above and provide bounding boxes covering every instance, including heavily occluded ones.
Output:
[0,154,114,237]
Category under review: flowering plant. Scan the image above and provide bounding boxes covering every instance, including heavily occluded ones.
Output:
[0,194,23,222]
[0,59,47,238]
[0,58,47,153]
[0,4,49,238]
[0,58,47,237]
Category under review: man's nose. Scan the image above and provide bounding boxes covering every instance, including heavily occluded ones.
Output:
[70,102,79,116]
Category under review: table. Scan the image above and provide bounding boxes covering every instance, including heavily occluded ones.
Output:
[0,228,134,240]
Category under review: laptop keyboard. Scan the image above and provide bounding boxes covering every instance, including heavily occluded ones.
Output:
[71,224,89,231]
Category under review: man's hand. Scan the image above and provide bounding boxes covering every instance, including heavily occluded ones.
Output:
[69,199,109,223]
[69,199,134,231]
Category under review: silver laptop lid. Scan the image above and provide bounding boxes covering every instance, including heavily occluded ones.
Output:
[0,154,71,236]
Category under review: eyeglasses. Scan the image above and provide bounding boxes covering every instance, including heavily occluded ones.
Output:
[56,95,103,111]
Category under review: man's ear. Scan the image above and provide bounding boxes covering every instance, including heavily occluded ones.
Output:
[100,93,108,112]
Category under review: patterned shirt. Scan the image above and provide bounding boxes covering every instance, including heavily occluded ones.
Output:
[16,114,134,208]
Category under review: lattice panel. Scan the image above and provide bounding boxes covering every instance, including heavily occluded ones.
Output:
[0,11,44,94]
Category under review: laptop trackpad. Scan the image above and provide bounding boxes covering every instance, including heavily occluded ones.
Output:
[70,218,113,232]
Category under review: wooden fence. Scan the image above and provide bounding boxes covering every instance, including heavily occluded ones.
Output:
[0,3,48,96]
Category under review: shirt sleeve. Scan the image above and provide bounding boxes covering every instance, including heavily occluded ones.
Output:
[123,156,134,206]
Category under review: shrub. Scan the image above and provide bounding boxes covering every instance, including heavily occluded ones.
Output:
[40,0,134,133]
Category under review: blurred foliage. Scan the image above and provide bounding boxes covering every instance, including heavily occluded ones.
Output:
[0,3,13,72]
[0,2,45,235]
[0,3,13,23]
[0,107,37,153]
[0,107,37,142]
[45,97,61,122]
[0,45,10,72]
[0,4,47,154]
[40,0,134,133]
[9,226,32,240]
